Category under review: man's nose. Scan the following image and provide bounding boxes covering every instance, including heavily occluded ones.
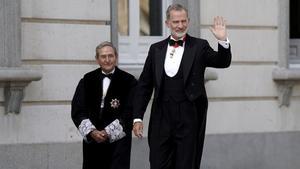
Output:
[104,56,110,62]
[178,22,183,29]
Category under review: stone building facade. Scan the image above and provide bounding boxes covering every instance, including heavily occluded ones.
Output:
[0,0,300,169]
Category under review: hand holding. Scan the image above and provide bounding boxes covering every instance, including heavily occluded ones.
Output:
[90,129,108,143]
[209,16,227,41]
[133,122,143,139]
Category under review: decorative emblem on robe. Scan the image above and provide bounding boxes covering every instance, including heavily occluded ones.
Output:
[110,98,120,109]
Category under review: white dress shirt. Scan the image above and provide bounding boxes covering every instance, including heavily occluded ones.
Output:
[101,69,115,108]
[164,37,185,77]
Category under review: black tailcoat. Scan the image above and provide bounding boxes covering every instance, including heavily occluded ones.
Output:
[133,34,231,169]
[72,67,137,169]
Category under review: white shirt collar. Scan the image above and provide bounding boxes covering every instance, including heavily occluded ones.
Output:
[170,35,185,41]
[101,68,115,75]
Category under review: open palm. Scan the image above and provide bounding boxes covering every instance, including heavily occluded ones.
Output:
[209,16,227,41]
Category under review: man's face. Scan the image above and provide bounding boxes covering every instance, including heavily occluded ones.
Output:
[165,9,189,40]
[97,46,117,73]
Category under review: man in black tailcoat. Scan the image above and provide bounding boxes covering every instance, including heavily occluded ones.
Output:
[132,4,232,169]
[72,41,137,169]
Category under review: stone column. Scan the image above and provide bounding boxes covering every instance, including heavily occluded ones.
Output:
[110,0,119,51]
[0,0,21,67]
[0,0,42,114]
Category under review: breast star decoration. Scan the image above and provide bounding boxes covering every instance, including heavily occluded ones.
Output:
[110,98,120,109]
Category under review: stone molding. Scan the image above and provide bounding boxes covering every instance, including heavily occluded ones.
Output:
[0,67,42,114]
[272,68,300,107]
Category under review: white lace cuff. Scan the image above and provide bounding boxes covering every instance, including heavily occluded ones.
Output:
[105,119,126,143]
[78,119,96,141]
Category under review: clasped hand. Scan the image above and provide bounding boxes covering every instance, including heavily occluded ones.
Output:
[90,129,108,143]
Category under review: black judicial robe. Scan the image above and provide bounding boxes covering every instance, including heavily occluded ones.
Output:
[71,67,137,169]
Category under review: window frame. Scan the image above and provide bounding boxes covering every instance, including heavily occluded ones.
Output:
[289,0,300,68]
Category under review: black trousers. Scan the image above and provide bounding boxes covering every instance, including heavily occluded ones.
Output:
[82,135,131,169]
[148,99,205,169]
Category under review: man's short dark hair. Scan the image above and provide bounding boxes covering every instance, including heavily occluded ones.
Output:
[166,3,189,20]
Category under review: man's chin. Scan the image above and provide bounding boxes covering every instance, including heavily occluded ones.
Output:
[101,66,115,73]
[173,32,187,39]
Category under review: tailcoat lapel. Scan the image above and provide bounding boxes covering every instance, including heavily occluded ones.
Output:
[155,38,168,88]
[182,34,197,85]
[95,68,103,101]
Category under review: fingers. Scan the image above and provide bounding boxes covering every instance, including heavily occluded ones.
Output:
[133,123,143,138]
[209,26,215,34]
[210,16,227,41]
[133,122,143,138]
[90,130,108,143]
[221,18,226,28]
[210,16,225,33]
[214,16,218,27]
[99,130,108,139]
[214,16,226,28]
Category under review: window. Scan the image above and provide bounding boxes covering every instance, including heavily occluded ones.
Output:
[289,0,300,67]
[118,0,163,36]
[118,0,129,36]
[290,0,300,38]
[140,0,162,36]
[117,0,171,64]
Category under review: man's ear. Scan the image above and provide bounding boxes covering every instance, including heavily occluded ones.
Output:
[165,20,170,28]
[115,57,119,65]
[96,58,101,65]
[187,18,190,26]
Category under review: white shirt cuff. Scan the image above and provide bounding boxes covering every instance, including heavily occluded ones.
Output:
[133,118,143,124]
[78,119,96,141]
[218,38,230,49]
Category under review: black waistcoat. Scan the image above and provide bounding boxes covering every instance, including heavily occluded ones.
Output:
[162,62,187,102]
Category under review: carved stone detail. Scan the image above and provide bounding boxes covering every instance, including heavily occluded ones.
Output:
[0,68,42,114]
[273,68,300,107]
